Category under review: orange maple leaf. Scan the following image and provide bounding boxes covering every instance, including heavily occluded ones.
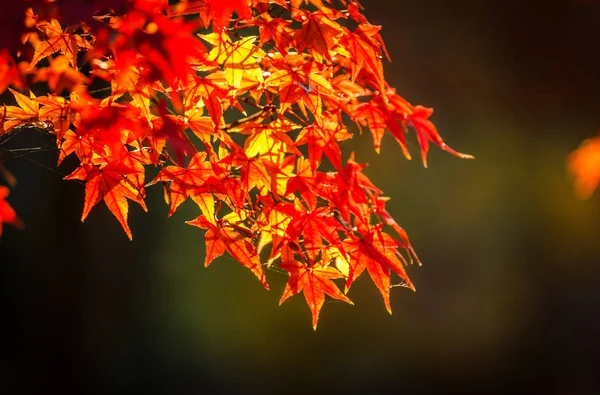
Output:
[569,136,600,199]
[29,19,89,70]
[1,89,40,134]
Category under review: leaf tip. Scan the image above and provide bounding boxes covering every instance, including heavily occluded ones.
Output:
[383,297,392,315]
[123,226,133,241]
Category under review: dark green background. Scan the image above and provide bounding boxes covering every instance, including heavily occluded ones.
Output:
[1,1,600,393]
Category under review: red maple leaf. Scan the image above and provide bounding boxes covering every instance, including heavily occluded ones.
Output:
[64,153,147,240]
[187,214,269,289]
[279,259,353,330]
[148,152,224,216]
[407,105,474,167]
[209,0,253,30]
[0,186,23,237]
[344,225,414,313]
[295,115,352,171]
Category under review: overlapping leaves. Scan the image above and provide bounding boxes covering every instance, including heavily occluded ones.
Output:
[0,0,473,328]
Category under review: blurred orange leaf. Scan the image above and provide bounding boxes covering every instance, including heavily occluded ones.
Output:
[569,136,600,199]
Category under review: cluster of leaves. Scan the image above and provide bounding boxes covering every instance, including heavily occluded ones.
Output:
[0,0,472,329]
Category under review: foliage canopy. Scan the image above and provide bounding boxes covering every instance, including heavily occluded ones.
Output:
[0,0,473,329]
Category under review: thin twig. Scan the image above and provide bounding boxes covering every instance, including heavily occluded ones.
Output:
[220,104,277,131]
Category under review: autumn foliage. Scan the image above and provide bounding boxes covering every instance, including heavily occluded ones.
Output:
[0,0,473,329]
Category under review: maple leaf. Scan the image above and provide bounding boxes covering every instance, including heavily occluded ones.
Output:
[35,93,73,139]
[0,186,23,237]
[339,24,387,94]
[208,0,253,30]
[1,89,40,134]
[148,152,223,217]
[202,32,265,90]
[65,102,144,162]
[181,108,221,145]
[295,114,352,171]
[112,11,209,103]
[140,15,208,86]
[279,259,353,330]
[283,201,346,262]
[255,199,295,262]
[169,0,211,27]
[171,0,253,30]
[228,149,272,193]
[187,215,269,289]
[182,75,229,129]
[64,154,148,240]
[352,96,411,157]
[238,118,299,159]
[57,128,87,165]
[100,61,161,125]
[407,105,474,167]
[255,15,293,55]
[0,52,26,94]
[283,156,324,209]
[29,19,90,70]
[309,154,380,226]
[372,194,421,266]
[343,225,415,314]
[150,102,196,165]
[34,55,88,94]
[292,11,343,63]
[264,69,310,116]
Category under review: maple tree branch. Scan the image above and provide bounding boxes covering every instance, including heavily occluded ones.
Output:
[220,104,277,131]
[238,96,264,110]
[1,147,82,184]
[158,150,178,166]
[0,0,473,328]
[282,108,310,127]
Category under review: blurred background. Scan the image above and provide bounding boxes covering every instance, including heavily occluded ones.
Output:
[1,0,600,393]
